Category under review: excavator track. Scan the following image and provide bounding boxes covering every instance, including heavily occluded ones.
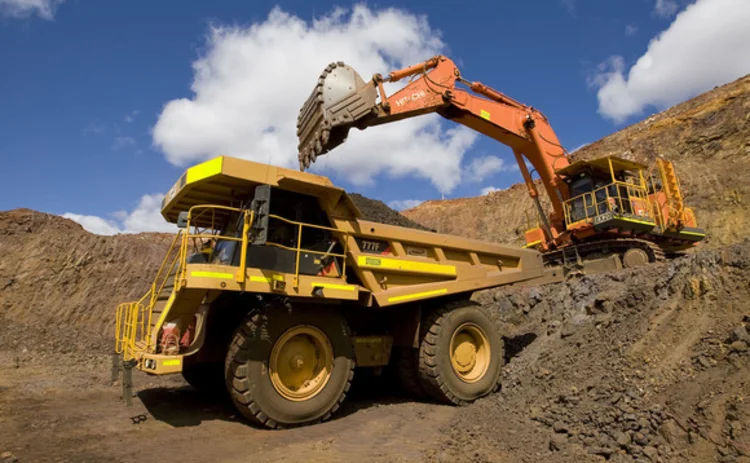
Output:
[543,238,666,269]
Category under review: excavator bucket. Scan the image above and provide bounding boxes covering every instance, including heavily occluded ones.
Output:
[297,61,377,171]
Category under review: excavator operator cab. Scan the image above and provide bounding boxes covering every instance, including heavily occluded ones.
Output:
[558,156,656,234]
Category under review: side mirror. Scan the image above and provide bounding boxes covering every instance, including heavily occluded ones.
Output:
[177,211,189,229]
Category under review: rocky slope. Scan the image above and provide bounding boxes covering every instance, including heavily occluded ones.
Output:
[432,241,750,462]
[0,209,173,352]
[404,75,750,249]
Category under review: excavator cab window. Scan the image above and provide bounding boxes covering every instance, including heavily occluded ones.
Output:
[568,173,597,222]
[564,162,649,227]
[569,174,594,197]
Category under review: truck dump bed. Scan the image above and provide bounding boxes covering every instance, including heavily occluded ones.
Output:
[160,156,555,307]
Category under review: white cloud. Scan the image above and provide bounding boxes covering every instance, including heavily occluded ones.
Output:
[111,210,128,221]
[0,0,62,19]
[593,0,750,123]
[63,193,175,235]
[124,110,139,123]
[625,24,638,36]
[462,155,509,183]
[152,6,479,194]
[654,0,678,18]
[112,136,137,150]
[481,186,501,196]
[120,194,174,233]
[388,199,423,211]
[62,213,121,235]
[83,123,106,135]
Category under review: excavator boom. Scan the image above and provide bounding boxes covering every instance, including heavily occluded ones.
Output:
[297,56,570,239]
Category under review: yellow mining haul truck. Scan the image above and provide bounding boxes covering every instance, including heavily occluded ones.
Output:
[114,155,558,428]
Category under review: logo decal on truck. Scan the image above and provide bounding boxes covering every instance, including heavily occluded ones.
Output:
[356,238,390,255]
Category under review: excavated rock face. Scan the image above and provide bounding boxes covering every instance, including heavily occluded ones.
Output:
[0,209,172,352]
[430,242,750,462]
[404,75,750,249]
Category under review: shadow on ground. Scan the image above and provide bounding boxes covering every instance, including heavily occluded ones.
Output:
[137,368,413,429]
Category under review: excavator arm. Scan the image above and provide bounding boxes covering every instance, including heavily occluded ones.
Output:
[297,56,571,241]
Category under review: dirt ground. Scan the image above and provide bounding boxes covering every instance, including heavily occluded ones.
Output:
[0,352,454,463]
[2,242,749,463]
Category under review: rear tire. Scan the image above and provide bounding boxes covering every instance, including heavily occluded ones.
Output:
[225,305,355,428]
[417,300,503,405]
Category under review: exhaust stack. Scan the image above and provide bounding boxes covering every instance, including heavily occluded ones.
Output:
[296,61,377,171]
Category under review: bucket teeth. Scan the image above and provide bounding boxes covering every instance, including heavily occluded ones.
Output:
[296,61,377,171]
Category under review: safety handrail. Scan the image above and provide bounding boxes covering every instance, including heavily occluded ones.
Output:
[648,160,689,232]
[178,205,252,283]
[115,301,146,360]
[523,208,541,233]
[265,213,349,288]
[563,181,653,227]
[148,232,182,310]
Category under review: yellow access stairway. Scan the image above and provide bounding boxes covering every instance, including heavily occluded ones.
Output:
[115,232,183,363]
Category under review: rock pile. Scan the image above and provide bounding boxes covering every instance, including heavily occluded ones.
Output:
[430,242,750,462]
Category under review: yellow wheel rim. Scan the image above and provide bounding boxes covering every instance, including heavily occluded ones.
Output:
[270,325,333,401]
[449,323,490,383]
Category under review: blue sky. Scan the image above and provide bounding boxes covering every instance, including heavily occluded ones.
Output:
[1,0,748,234]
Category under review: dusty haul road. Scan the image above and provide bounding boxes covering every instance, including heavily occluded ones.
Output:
[0,354,455,463]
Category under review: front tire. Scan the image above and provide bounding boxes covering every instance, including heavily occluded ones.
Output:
[225,304,355,428]
[417,300,503,405]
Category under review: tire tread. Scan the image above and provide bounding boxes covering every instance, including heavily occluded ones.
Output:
[416,300,502,406]
[224,309,355,429]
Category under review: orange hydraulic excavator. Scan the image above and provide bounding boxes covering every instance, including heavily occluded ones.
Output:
[297,56,704,269]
